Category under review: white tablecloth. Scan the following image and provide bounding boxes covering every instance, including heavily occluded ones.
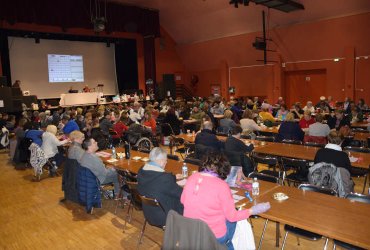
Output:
[60,92,101,106]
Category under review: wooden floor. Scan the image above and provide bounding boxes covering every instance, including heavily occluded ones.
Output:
[0,149,364,249]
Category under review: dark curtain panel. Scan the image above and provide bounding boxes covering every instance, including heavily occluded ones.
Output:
[115,40,139,93]
[0,0,160,37]
[143,36,156,95]
[0,31,11,86]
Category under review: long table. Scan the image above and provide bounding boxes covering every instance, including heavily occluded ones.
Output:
[234,184,370,249]
[101,149,199,175]
[59,92,100,106]
[253,142,370,169]
[177,134,370,169]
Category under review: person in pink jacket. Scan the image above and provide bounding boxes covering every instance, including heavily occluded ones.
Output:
[181,154,270,250]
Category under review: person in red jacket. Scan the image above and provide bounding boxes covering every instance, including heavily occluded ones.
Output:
[112,115,128,140]
[142,111,157,134]
[299,110,315,129]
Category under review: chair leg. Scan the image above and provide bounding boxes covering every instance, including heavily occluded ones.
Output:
[296,236,300,246]
[323,238,329,250]
[333,242,336,250]
[281,231,289,250]
[362,173,368,194]
[257,219,269,250]
[276,222,280,247]
[123,203,132,232]
[138,219,147,245]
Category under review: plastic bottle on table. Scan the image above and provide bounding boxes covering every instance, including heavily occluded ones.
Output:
[112,147,116,159]
[125,141,131,159]
[182,162,188,178]
[252,177,260,196]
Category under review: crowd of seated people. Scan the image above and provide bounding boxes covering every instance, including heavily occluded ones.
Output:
[1,93,370,249]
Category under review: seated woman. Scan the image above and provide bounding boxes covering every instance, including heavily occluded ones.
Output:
[141,111,157,134]
[299,110,315,129]
[219,110,236,134]
[275,104,288,121]
[275,112,304,142]
[112,114,128,143]
[68,130,85,161]
[291,103,304,119]
[239,109,261,133]
[259,104,275,123]
[303,101,315,113]
[41,125,69,176]
[181,153,270,250]
[314,131,351,172]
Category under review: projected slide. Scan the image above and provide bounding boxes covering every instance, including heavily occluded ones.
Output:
[48,54,84,82]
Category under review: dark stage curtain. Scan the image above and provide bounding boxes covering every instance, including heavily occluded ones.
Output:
[0,31,11,86]
[115,40,139,93]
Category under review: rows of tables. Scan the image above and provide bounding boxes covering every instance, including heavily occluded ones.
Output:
[177,134,370,169]
[101,148,370,249]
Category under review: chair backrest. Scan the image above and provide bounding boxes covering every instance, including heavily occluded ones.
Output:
[125,181,143,210]
[162,210,227,250]
[303,135,327,145]
[255,135,275,142]
[160,123,175,136]
[281,157,309,170]
[304,142,325,148]
[251,153,278,166]
[345,193,370,204]
[282,139,302,145]
[248,171,279,183]
[195,144,219,160]
[240,134,252,139]
[139,195,165,212]
[298,184,337,196]
[184,157,202,167]
[167,154,179,161]
[343,146,370,153]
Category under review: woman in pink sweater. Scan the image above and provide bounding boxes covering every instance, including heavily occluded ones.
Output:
[181,154,270,250]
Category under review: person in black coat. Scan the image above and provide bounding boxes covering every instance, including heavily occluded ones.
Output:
[314,131,351,172]
[327,109,350,130]
[195,121,224,150]
[224,126,254,186]
[137,147,183,227]
[163,108,181,135]
[275,112,304,142]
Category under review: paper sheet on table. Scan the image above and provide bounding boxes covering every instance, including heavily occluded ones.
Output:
[177,179,187,187]
[106,158,118,163]
[96,151,112,157]
[349,156,358,163]
[233,194,245,203]
[231,189,238,194]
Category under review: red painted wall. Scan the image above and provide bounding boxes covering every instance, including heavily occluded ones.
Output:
[176,13,370,104]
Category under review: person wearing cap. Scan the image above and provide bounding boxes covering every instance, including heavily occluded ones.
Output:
[315,96,330,112]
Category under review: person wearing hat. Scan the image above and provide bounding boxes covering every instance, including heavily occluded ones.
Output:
[315,96,330,112]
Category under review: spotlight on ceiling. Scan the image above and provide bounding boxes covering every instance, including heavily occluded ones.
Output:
[93,17,106,33]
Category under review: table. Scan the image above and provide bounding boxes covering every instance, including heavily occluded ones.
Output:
[246,185,370,249]
[354,132,369,142]
[101,149,199,175]
[254,142,370,169]
[351,122,370,128]
[259,126,279,134]
[59,92,100,106]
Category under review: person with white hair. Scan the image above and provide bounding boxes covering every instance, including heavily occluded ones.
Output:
[129,102,144,123]
[137,147,184,226]
[303,101,315,113]
[41,125,69,176]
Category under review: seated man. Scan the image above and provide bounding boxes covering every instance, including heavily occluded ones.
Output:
[80,137,120,198]
[308,114,330,137]
[195,121,224,150]
[314,131,351,172]
[137,147,183,227]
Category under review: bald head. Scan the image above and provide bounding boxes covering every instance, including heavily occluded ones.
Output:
[203,121,213,130]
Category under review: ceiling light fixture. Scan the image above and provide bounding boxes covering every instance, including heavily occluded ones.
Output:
[90,0,107,33]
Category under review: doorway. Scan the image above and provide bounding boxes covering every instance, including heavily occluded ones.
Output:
[284,69,327,108]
